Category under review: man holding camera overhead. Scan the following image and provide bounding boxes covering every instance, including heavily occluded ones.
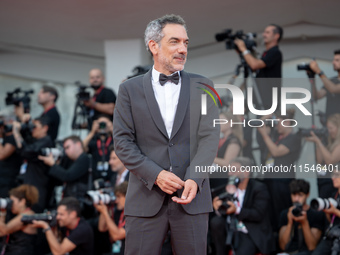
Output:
[32,197,94,255]
[234,24,283,109]
[310,49,340,118]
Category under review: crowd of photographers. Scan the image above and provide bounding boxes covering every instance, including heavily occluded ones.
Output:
[0,23,340,255]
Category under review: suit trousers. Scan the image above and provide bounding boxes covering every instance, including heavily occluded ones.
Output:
[125,195,209,255]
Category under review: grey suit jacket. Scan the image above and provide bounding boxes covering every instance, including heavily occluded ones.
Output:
[113,70,219,217]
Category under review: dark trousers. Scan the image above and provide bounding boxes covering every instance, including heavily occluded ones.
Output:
[124,196,208,255]
[210,215,259,255]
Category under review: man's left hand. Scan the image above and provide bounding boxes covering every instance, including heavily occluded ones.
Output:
[172,179,198,205]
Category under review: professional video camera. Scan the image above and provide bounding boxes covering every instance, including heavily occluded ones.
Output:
[74,81,91,101]
[21,211,57,226]
[5,88,34,113]
[298,128,328,138]
[311,197,338,211]
[215,29,257,53]
[216,176,241,216]
[0,198,12,210]
[292,202,303,217]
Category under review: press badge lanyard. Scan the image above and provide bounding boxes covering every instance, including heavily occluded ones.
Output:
[97,137,112,157]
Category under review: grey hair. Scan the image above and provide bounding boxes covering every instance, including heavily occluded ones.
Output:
[144,14,186,55]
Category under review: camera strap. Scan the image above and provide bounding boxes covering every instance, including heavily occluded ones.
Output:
[92,86,104,102]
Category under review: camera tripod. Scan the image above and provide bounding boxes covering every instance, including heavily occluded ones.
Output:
[71,98,90,130]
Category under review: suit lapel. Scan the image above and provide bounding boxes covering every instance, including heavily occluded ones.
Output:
[243,179,253,206]
[143,70,169,139]
[170,71,190,139]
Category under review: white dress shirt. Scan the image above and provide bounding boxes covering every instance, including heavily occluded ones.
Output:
[151,67,182,138]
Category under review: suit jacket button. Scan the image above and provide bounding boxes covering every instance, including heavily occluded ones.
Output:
[169,143,174,147]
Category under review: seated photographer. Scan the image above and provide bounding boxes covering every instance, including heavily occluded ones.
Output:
[32,197,94,255]
[210,157,274,255]
[83,68,116,127]
[278,179,325,255]
[12,116,53,212]
[257,109,301,231]
[94,182,128,255]
[212,111,243,189]
[0,119,22,197]
[0,184,39,255]
[305,113,340,198]
[309,50,340,118]
[311,170,340,255]
[38,135,90,201]
[83,115,114,181]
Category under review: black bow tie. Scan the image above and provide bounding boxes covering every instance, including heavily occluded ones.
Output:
[159,72,179,85]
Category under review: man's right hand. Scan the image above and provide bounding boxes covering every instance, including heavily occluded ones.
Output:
[155,170,185,194]
[310,60,321,74]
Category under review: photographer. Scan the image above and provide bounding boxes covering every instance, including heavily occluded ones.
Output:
[306,113,340,198]
[12,116,53,212]
[83,69,116,126]
[257,109,301,231]
[234,24,283,109]
[94,182,128,255]
[279,179,325,254]
[311,171,340,255]
[210,157,274,255]
[0,119,22,197]
[15,85,60,143]
[31,197,94,255]
[83,115,114,181]
[38,135,90,201]
[310,50,340,118]
[0,185,39,255]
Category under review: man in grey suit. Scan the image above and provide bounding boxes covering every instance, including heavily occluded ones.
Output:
[113,14,219,255]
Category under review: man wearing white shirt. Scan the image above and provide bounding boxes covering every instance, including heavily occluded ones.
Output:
[211,157,275,255]
[113,14,219,255]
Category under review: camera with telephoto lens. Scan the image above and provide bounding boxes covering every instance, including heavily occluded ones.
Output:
[297,63,313,73]
[311,197,338,211]
[21,211,57,227]
[0,198,13,210]
[74,81,91,101]
[5,88,34,113]
[292,202,303,217]
[298,128,328,138]
[40,147,64,159]
[215,29,257,53]
[216,176,241,216]
[85,190,116,206]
